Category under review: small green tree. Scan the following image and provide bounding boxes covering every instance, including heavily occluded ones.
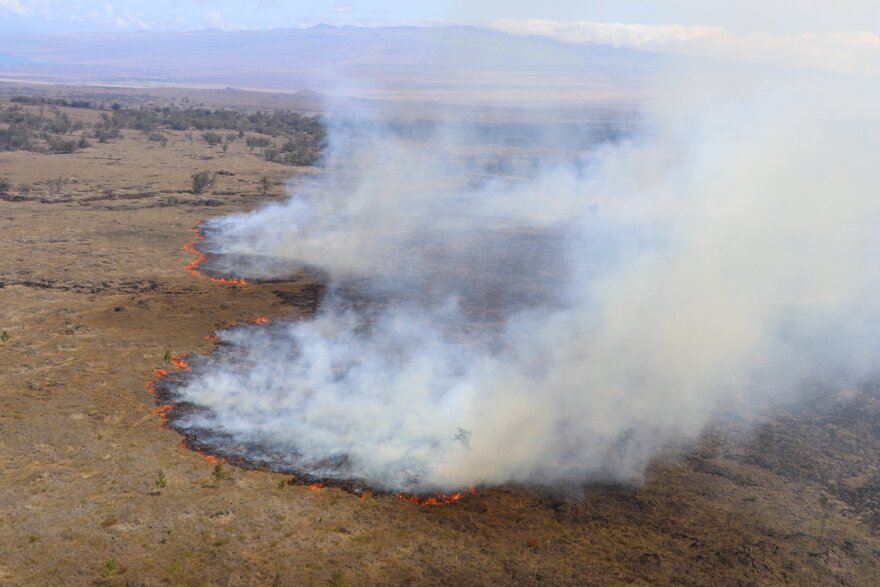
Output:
[0,331,10,344]
[190,171,216,194]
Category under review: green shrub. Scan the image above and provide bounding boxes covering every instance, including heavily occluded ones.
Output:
[202,131,222,146]
[156,470,167,490]
[190,170,216,194]
[212,463,228,481]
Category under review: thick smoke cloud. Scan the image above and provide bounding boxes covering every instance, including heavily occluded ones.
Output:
[174,71,880,493]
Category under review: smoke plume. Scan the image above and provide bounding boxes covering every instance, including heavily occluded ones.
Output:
[173,69,880,493]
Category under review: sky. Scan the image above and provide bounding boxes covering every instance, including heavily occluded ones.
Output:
[0,0,878,34]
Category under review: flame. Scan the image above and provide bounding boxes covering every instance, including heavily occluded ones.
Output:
[153,368,168,379]
[170,354,191,371]
[397,487,477,505]
[153,403,172,427]
[183,221,248,285]
[206,334,219,343]
[308,483,325,491]
[249,316,271,325]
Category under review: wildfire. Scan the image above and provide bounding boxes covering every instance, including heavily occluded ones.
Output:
[170,354,191,371]
[183,221,248,285]
[397,487,477,505]
[153,403,172,426]
[201,453,226,465]
[144,223,472,506]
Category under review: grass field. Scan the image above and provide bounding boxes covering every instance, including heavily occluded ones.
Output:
[2,88,880,586]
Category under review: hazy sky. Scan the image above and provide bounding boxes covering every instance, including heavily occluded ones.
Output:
[1,0,878,34]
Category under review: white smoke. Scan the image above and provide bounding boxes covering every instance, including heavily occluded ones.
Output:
[173,69,880,493]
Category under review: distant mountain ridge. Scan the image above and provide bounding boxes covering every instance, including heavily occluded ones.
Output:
[0,25,662,105]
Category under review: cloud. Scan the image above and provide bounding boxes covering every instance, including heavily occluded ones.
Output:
[204,10,247,30]
[0,0,30,16]
[334,3,353,14]
[492,19,880,74]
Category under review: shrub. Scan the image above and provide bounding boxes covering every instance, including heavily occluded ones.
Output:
[190,170,216,194]
[48,137,79,154]
[212,463,228,482]
[202,131,222,146]
[156,470,167,490]
[103,559,117,577]
[0,177,10,193]
[258,176,272,196]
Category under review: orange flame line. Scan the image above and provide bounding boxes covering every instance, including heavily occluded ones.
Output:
[153,403,173,427]
[183,221,248,285]
[397,487,477,505]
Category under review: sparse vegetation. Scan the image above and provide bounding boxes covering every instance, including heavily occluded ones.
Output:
[329,571,349,587]
[46,176,68,194]
[156,470,167,490]
[246,135,272,153]
[0,177,10,193]
[102,558,117,578]
[212,463,228,482]
[258,176,272,196]
[191,170,216,194]
[0,98,324,165]
[202,131,222,146]
[819,495,832,536]
[1,331,10,344]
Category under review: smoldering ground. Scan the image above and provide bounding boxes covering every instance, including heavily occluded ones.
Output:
[164,72,880,494]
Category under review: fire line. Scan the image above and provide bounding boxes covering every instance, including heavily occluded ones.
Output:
[143,223,477,505]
